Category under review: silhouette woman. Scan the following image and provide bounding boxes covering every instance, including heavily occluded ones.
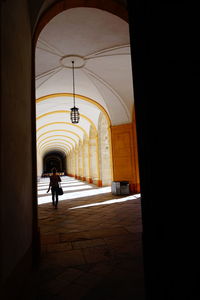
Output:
[47,167,61,208]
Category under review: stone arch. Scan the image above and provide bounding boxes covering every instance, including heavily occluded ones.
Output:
[33,0,128,43]
[33,0,132,189]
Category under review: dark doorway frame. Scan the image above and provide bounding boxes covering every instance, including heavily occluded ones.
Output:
[32,0,145,295]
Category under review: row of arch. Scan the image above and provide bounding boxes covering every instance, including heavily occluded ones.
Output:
[36,94,113,186]
[67,113,112,186]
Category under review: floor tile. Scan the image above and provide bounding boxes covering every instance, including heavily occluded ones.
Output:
[30,176,145,299]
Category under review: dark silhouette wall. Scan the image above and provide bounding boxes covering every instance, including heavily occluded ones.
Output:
[128,1,198,299]
[0,0,33,292]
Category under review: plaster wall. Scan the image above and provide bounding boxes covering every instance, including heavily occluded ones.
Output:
[71,151,76,176]
[98,114,112,186]
[84,140,90,180]
[37,152,43,176]
[0,0,33,284]
[89,137,98,183]
[111,122,140,192]
[131,109,140,192]
[78,144,83,178]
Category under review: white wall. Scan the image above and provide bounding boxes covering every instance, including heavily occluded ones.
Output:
[37,151,43,177]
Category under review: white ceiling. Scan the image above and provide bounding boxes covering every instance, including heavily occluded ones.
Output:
[36,7,134,157]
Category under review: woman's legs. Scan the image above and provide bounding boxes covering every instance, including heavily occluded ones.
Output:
[51,187,58,207]
[55,189,59,208]
[51,188,56,206]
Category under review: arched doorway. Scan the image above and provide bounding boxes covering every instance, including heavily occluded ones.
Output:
[43,150,66,174]
[33,2,143,298]
[34,2,139,190]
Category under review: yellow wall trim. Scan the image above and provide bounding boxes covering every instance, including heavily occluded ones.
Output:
[38,134,77,149]
[37,129,81,142]
[36,110,97,132]
[36,93,111,125]
[39,138,74,152]
[41,146,69,155]
[40,141,71,152]
[37,121,88,139]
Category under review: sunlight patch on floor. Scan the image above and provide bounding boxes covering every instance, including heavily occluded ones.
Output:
[69,193,141,210]
[37,182,86,191]
[37,184,93,195]
[38,184,112,205]
[37,176,141,206]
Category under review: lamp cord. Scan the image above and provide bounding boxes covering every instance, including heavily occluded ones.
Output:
[72,61,75,107]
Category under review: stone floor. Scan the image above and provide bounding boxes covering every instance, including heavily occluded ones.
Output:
[25,176,145,299]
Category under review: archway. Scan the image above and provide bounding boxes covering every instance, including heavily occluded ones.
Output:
[33,2,143,298]
[43,150,66,174]
[0,1,145,298]
[34,4,139,188]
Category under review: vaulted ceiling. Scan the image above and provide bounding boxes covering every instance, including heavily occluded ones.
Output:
[36,7,134,157]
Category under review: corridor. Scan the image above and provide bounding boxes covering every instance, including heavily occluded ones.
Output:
[27,176,145,299]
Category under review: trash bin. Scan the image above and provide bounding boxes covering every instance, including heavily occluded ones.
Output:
[111,181,121,195]
[111,181,130,195]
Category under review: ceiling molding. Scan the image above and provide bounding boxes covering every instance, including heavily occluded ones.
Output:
[36,110,97,132]
[36,93,111,125]
[36,66,62,80]
[37,38,64,56]
[39,138,74,152]
[84,67,130,120]
[41,146,69,156]
[84,44,130,59]
[37,129,81,143]
[38,134,77,148]
[37,121,89,139]
[40,141,71,153]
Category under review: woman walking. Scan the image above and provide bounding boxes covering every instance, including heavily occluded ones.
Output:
[47,167,61,208]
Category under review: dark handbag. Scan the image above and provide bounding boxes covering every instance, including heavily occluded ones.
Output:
[57,185,63,195]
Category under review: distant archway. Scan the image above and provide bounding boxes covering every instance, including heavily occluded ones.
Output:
[43,150,66,174]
